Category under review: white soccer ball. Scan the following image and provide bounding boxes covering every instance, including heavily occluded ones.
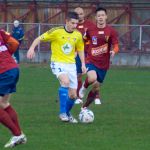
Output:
[79,109,94,123]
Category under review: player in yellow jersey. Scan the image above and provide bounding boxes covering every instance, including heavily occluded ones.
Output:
[27,12,87,123]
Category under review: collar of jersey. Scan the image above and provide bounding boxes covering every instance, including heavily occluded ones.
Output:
[64,26,73,33]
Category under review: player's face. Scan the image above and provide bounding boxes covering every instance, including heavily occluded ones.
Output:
[66,18,79,32]
[95,10,107,26]
[75,10,84,22]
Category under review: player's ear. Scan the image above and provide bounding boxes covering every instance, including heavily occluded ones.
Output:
[95,15,97,21]
[105,14,108,20]
[65,18,70,25]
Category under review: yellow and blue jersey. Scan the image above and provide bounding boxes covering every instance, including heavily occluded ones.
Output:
[40,26,84,63]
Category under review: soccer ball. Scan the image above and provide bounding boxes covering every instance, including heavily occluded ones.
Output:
[79,109,94,123]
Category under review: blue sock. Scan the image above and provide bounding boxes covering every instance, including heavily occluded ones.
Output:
[58,87,68,114]
[66,98,75,116]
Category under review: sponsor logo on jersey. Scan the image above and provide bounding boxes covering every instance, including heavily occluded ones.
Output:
[91,44,108,56]
[62,43,72,54]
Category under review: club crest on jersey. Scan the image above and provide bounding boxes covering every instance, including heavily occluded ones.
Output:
[92,36,97,45]
[62,43,72,54]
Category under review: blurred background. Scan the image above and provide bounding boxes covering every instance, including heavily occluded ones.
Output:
[0,0,150,66]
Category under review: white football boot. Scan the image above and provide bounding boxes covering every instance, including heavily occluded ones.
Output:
[94,98,101,105]
[59,113,69,122]
[75,98,83,104]
[4,133,27,148]
[68,115,78,123]
[79,83,87,98]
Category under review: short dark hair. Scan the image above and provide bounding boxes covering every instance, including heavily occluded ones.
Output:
[95,7,107,14]
[66,11,79,20]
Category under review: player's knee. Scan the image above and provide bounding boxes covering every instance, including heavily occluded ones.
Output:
[61,80,70,87]
[88,77,97,84]
[93,82,100,89]
[0,100,9,109]
[69,93,77,99]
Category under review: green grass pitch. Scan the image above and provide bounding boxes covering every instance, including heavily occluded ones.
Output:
[0,64,150,150]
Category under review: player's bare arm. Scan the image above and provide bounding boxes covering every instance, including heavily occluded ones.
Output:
[77,50,87,74]
[110,43,119,58]
[27,37,41,59]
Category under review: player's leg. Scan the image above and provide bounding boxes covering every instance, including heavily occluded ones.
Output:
[66,88,78,123]
[0,68,27,148]
[82,82,100,108]
[75,74,83,104]
[3,95,22,132]
[0,95,27,148]
[57,73,70,121]
[93,83,101,105]
[50,62,70,121]
[83,67,107,108]
[0,95,21,136]
[79,64,97,98]
[65,66,78,123]
[75,55,83,104]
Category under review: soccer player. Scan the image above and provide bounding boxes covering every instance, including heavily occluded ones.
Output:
[74,7,102,105]
[79,7,119,108]
[0,29,27,148]
[12,20,24,63]
[27,12,86,123]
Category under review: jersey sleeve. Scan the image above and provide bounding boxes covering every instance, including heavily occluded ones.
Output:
[75,33,84,52]
[0,30,11,42]
[111,28,119,45]
[0,30,19,55]
[39,28,56,42]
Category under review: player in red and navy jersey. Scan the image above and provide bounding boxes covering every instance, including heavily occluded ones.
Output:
[74,7,101,105]
[79,7,119,108]
[0,29,27,148]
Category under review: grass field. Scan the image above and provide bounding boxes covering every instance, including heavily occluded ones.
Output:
[0,64,150,150]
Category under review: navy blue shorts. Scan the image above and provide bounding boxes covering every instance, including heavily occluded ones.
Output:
[75,55,82,74]
[0,68,19,96]
[86,64,107,83]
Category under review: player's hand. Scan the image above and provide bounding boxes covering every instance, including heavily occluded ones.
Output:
[27,48,35,59]
[110,50,115,58]
[81,64,87,74]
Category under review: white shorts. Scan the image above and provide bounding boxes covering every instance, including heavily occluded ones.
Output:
[50,62,77,89]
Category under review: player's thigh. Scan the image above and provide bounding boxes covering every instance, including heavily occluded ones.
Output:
[68,88,77,99]
[0,94,11,108]
[58,73,70,87]
[50,62,70,86]
[87,70,97,82]
[68,69,77,89]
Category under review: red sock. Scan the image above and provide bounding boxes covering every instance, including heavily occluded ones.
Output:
[83,90,95,108]
[77,79,82,97]
[84,77,90,88]
[4,105,21,133]
[95,91,100,99]
[0,108,21,136]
